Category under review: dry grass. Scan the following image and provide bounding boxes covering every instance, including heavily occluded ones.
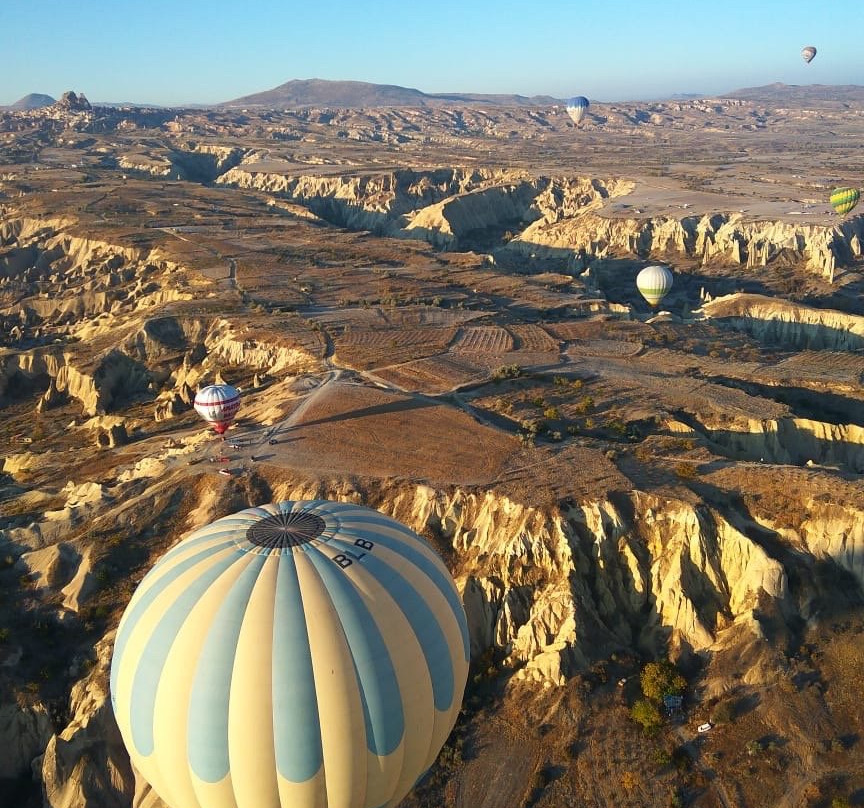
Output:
[270,380,519,487]
[451,325,515,354]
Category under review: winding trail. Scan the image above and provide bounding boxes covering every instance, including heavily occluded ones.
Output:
[673,726,735,808]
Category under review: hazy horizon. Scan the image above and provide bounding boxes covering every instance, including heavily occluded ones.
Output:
[2,0,863,107]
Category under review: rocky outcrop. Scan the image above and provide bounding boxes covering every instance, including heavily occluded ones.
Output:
[257,479,864,687]
[512,209,864,278]
[701,293,864,350]
[55,92,91,112]
[217,166,864,275]
[701,416,864,472]
[1,346,150,417]
[169,144,245,182]
[203,318,321,375]
[0,703,53,779]
[16,543,82,592]
[402,176,623,250]
[37,634,135,808]
[36,378,66,412]
[153,390,187,422]
[94,422,128,448]
[216,168,612,242]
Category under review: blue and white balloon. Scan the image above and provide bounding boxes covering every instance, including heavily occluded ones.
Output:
[566,96,590,125]
[110,500,470,808]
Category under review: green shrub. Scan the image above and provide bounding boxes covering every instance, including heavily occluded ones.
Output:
[631,699,663,733]
[640,660,686,702]
[492,364,522,380]
[574,395,594,414]
[710,700,735,724]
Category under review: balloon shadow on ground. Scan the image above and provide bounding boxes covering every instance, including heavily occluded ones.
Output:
[288,395,435,429]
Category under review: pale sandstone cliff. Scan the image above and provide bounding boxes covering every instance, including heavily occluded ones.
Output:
[702,292,864,350]
[0,219,321,417]
[512,212,864,278]
[213,167,864,276]
[36,634,135,808]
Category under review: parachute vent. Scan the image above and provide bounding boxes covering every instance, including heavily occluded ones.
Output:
[246,511,326,548]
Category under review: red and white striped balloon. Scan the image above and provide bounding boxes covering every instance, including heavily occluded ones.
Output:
[193,384,241,435]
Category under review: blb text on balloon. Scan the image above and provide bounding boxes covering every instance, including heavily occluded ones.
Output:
[332,538,375,568]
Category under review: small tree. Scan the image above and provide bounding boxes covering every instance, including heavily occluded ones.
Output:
[710,700,735,725]
[631,699,663,733]
[640,660,686,702]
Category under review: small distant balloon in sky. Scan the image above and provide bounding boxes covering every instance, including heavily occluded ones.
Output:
[801,46,817,64]
[829,187,860,216]
[566,96,590,126]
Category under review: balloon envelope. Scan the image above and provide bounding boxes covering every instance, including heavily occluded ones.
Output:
[566,96,589,125]
[193,384,240,434]
[801,46,817,63]
[110,500,470,808]
[830,187,860,216]
[636,265,674,307]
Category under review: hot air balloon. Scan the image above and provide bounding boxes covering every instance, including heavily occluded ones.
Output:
[636,265,674,307]
[801,46,817,64]
[830,187,860,216]
[193,383,240,434]
[566,96,590,125]
[110,500,470,808]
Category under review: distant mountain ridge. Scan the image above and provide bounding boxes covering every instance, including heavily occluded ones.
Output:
[726,82,864,103]
[221,78,560,109]
[6,81,864,112]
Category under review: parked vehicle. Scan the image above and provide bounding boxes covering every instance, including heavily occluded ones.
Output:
[697,722,713,733]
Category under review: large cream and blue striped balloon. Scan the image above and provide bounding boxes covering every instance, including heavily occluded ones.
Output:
[110,501,470,808]
[636,265,674,307]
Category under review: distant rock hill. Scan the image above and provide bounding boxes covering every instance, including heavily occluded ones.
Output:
[726,82,864,104]
[55,90,92,111]
[221,78,559,109]
[7,93,55,110]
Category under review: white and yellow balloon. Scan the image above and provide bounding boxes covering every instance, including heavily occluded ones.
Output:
[636,265,674,307]
[110,500,470,808]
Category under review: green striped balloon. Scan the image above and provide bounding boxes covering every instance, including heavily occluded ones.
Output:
[830,187,860,216]
[636,265,674,307]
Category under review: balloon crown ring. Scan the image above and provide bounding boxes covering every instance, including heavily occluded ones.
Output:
[246,511,327,548]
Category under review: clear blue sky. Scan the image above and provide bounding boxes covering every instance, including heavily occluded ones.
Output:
[2,0,862,106]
